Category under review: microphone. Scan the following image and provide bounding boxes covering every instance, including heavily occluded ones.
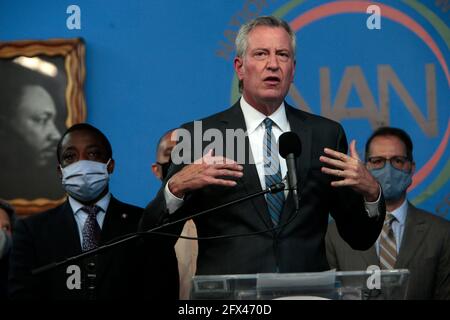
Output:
[279,132,302,210]
[32,181,285,275]
[267,182,285,194]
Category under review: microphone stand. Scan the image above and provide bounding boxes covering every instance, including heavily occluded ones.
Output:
[32,182,286,275]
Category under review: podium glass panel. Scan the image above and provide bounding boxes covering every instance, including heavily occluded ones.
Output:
[190,269,410,300]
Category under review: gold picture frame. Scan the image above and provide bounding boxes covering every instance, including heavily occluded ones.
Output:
[0,38,86,216]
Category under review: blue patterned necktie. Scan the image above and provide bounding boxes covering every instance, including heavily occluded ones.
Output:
[263,118,285,226]
[81,205,102,252]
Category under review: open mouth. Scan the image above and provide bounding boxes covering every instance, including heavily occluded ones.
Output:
[263,76,281,86]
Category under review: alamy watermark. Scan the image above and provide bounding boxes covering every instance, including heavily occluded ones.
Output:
[366,5,381,30]
[66,5,81,30]
[170,121,280,170]
[66,264,81,290]
[366,265,381,289]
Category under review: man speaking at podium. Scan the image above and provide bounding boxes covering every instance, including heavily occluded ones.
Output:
[141,16,385,276]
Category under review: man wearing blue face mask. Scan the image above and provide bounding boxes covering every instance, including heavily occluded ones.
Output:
[8,123,178,300]
[326,127,450,299]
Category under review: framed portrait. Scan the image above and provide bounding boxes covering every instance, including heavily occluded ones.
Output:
[0,38,86,216]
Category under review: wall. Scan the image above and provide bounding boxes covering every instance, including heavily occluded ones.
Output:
[1,0,448,219]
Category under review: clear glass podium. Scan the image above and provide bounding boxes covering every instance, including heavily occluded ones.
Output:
[190,269,410,300]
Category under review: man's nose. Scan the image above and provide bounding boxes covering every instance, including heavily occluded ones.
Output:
[48,121,61,142]
[266,53,280,70]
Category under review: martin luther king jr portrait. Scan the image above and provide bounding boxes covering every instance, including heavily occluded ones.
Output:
[0,58,67,200]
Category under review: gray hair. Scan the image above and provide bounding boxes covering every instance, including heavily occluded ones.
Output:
[235,16,296,58]
[235,16,296,92]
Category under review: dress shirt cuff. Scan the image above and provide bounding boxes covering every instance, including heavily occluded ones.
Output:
[164,179,184,214]
[363,184,382,218]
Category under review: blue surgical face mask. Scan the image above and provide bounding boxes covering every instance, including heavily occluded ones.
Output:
[61,159,111,202]
[369,163,412,201]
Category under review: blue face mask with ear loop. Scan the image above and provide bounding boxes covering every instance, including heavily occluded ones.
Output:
[60,159,111,202]
[369,163,412,201]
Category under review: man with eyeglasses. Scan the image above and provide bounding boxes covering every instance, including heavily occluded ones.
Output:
[326,127,450,299]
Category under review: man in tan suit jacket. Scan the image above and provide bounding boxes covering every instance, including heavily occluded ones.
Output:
[326,127,450,300]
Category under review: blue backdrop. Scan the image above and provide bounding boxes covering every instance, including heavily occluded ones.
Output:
[1,0,448,219]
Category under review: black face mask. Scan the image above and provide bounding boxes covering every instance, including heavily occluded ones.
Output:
[157,160,171,180]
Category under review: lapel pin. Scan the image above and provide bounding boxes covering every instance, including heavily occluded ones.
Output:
[121,213,128,219]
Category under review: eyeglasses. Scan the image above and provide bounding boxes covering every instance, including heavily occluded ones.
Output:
[367,156,411,170]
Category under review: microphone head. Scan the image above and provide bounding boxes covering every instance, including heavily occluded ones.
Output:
[279,132,302,158]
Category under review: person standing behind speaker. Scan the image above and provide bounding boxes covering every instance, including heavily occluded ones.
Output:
[141,16,385,276]
[152,129,197,299]
[8,123,175,299]
[326,127,450,299]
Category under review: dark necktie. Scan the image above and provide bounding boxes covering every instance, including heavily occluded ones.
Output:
[263,118,285,226]
[81,205,102,252]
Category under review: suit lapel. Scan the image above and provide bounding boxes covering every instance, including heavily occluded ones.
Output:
[218,102,313,232]
[356,204,428,270]
[54,201,82,258]
[284,104,311,189]
[100,197,124,243]
[218,102,274,231]
[395,203,428,268]
[278,104,312,227]
[96,197,133,283]
[242,157,274,232]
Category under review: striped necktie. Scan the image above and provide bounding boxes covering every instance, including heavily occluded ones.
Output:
[263,118,285,226]
[81,205,102,252]
[379,213,397,269]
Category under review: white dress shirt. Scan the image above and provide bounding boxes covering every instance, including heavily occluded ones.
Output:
[68,193,110,246]
[240,96,290,193]
[164,96,290,213]
[164,96,380,217]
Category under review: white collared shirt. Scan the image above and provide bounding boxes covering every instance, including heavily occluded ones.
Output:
[68,193,110,246]
[376,199,408,255]
[239,96,290,192]
[164,97,290,212]
[164,97,380,217]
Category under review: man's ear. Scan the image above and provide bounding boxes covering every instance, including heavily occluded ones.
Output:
[234,56,244,81]
[411,161,416,175]
[57,165,62,179]
[107,159,115,174]
[151,163,161,180]
[291,60,296,82]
